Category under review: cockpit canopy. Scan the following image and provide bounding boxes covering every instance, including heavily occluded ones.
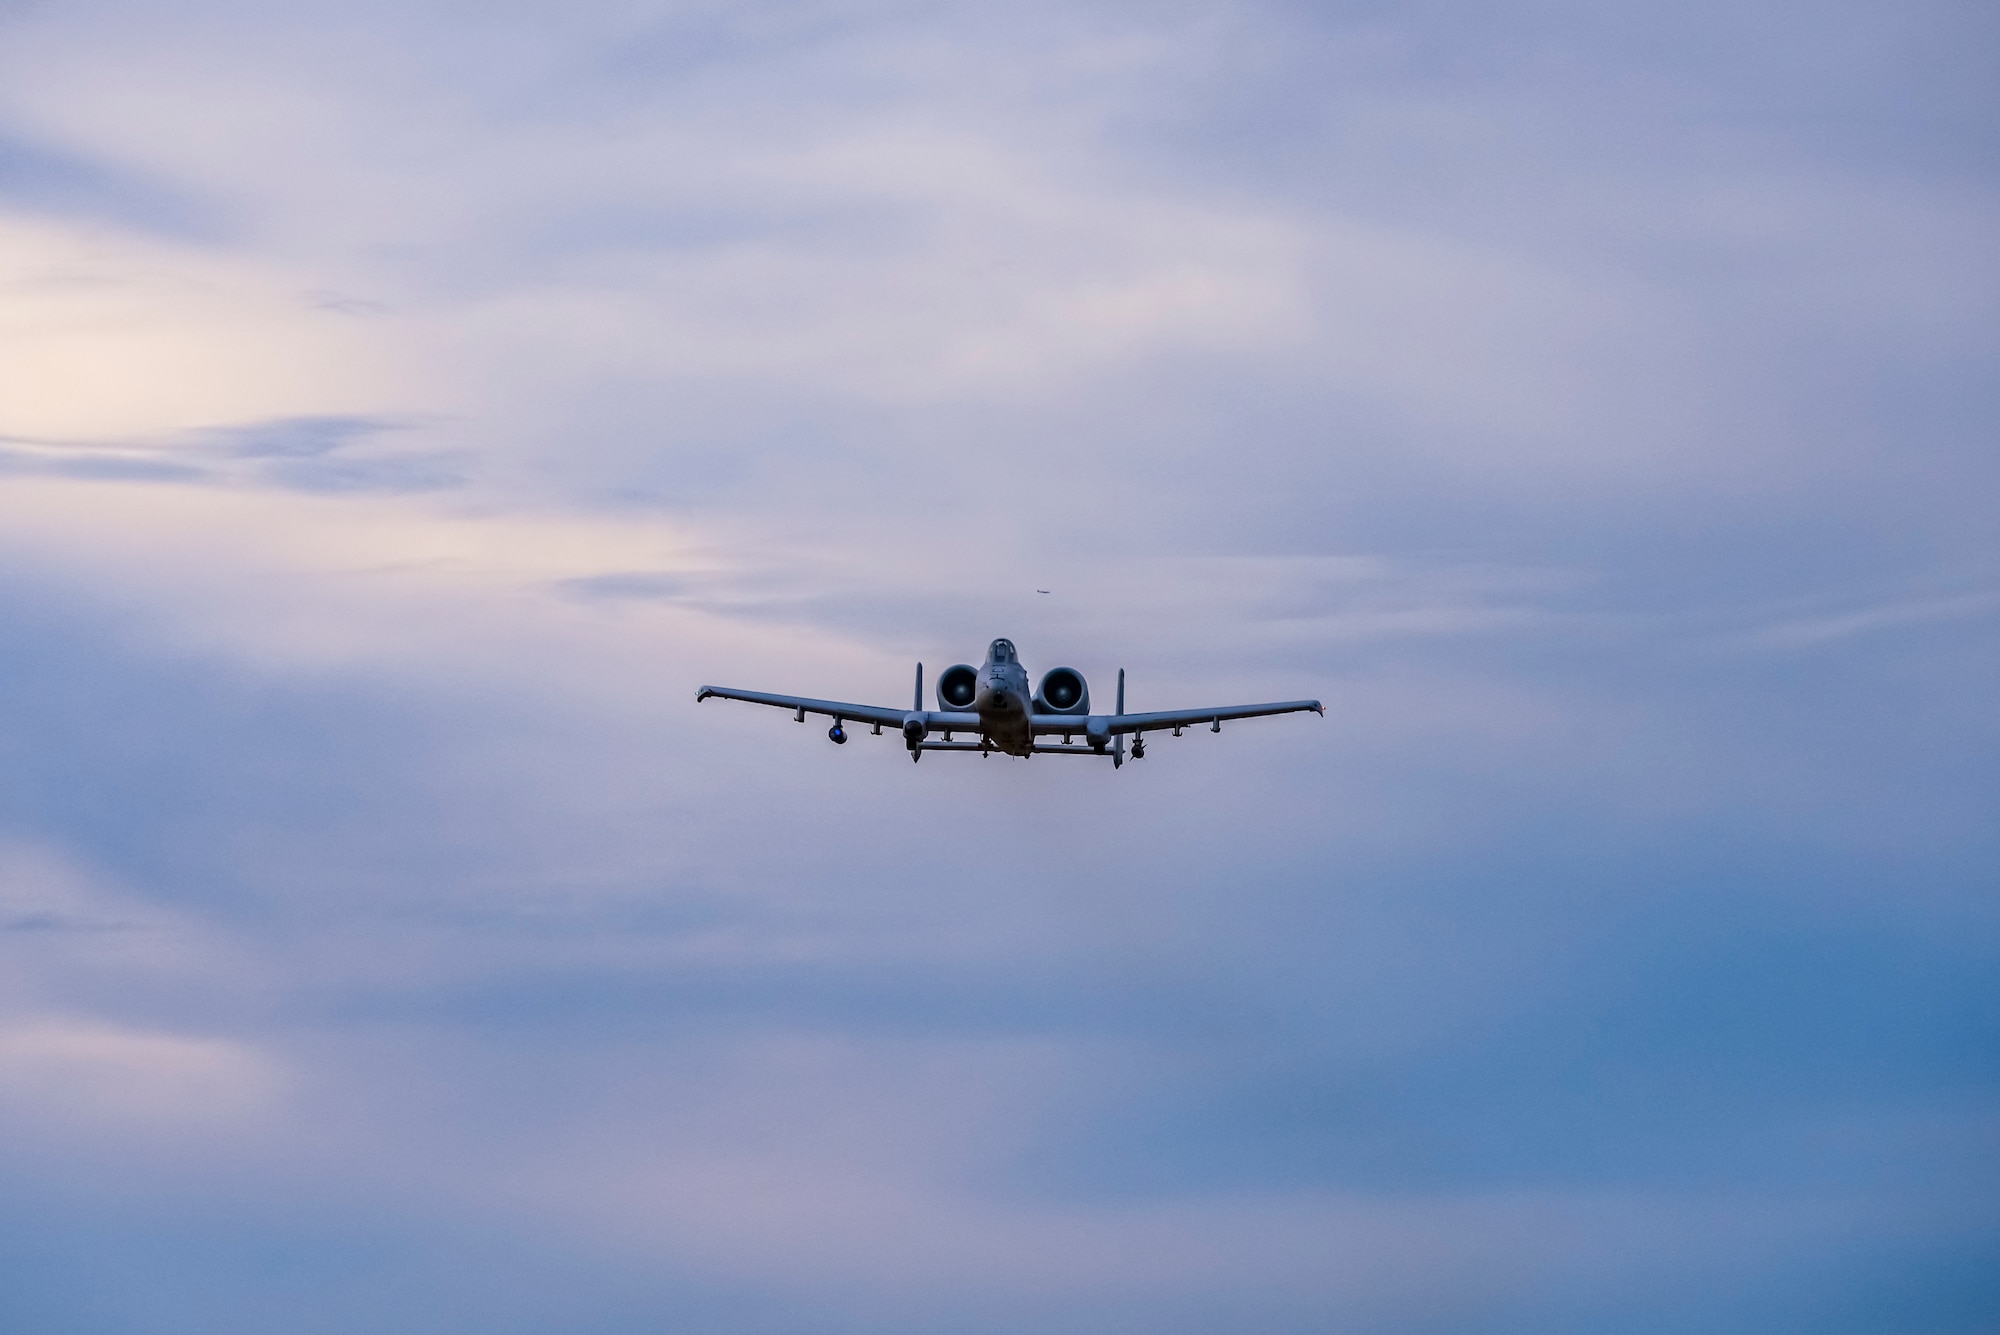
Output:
[987,638,1018,664]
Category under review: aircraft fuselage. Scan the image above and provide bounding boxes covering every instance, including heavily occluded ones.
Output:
[972,640,1034,753]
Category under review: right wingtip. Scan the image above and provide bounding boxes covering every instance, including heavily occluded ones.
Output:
[696,686,714,702]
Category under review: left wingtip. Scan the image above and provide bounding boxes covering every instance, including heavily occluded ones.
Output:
[1313,702,1324,716]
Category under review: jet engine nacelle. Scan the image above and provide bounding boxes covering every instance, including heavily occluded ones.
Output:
[1033,667,1089,715]
[936,663,979,710]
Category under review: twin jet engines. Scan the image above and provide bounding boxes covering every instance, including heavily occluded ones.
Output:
[936,662,1089,715]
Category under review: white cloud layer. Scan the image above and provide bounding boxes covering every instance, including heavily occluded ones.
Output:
[0,1,1994,1330]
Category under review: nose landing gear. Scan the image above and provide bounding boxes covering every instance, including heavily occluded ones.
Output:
[1131,735,1145,760]
[828,721,847,744]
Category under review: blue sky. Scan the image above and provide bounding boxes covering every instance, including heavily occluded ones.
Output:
[0,2,1995,1331]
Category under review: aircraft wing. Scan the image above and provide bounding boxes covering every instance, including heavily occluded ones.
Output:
[1031,699,1322,737]
[695,685,914,731]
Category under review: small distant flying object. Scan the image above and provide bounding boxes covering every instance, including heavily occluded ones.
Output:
[697,637,1322,766]
[1037,589,1050,594]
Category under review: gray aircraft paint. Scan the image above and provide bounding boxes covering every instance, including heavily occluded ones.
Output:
[697,638,1322,765]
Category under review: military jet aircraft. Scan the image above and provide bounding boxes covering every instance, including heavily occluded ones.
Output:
[696,638,1322,765]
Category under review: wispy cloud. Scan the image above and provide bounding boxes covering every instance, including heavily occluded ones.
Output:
[0,415,461,494]
[0,126,224,239]
[1745,589,2000,651]
[0,1018,279,1127]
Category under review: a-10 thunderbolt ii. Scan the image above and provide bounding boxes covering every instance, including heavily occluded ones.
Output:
[697,638,1322,765]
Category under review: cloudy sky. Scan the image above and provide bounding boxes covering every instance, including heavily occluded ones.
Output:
[1,2,1995,1330]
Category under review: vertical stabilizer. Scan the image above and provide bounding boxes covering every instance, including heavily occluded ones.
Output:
[914,663,923,712]
[1113,668,1125,768]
